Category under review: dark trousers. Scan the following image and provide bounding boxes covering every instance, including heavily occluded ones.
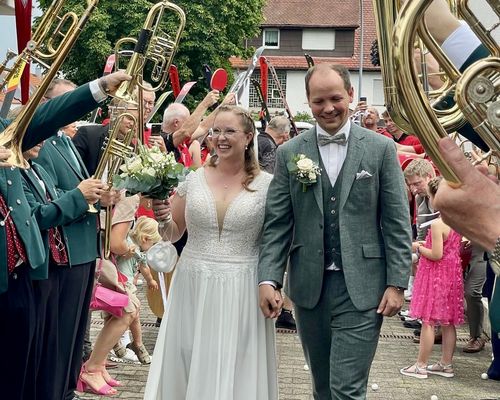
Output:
[0,264,37,400]
[295,271,383,400]
[53,261,96,400]
[484,262,500,380]
[34,264,62,400]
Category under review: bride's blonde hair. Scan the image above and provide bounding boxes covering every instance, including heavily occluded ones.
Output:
[207,105,260,192]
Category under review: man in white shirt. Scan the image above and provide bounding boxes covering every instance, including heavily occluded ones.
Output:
[258,64,411,400]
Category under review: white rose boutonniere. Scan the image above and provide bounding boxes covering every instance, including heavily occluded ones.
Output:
[287,154,321,192]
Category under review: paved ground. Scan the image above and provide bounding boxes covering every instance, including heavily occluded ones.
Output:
[81,284,499,400]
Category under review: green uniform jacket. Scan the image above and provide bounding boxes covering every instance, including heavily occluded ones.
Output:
[36,130,100,266]
[21,162,89,276]
[0,83,99,293]
[258,124,412,310]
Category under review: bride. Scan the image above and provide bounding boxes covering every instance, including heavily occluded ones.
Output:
[144,105,279,400]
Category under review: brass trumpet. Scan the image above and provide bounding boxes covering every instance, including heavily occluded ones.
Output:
[0,0,98,168]
[94,105,138,259]
[373,0,499,184]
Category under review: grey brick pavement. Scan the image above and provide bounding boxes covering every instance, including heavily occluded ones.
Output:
[81,284,499,400]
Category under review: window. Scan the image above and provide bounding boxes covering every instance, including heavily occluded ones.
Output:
[302,29,335,51]
[249,71,287,109]
[263,29,280,48]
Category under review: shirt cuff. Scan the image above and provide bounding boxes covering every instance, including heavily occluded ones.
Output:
[89,79,108,103]
[259,280,278,289]
[441,22,481,70]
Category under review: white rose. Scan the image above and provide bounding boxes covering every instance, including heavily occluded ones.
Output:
[296,158,314,171]
[127,158,143,173]
[141,167,156,177]
[149,152,164,163]
[308,172,316,181]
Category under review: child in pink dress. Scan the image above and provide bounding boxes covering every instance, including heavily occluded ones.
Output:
[400,177,464,379]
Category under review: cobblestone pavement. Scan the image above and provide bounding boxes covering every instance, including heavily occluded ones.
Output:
[81,285,499,400]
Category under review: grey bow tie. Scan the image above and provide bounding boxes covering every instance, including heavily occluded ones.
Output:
[317,132,347,146]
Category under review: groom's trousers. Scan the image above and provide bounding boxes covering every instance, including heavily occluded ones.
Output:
[294,270,383,400]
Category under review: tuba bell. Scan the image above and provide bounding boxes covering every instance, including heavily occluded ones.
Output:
[373,0,499,184]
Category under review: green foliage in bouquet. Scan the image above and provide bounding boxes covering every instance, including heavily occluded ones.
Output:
[113,144,190,199]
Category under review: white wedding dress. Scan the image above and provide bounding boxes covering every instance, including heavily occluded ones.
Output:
[144,168,278,400]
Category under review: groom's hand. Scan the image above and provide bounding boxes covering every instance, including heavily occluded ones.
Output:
[259,284,283,319]
[377,286,404,317]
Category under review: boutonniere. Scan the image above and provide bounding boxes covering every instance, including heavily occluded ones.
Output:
[287,154,321,192]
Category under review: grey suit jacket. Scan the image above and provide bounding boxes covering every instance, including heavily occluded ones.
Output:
[258,124,412,310]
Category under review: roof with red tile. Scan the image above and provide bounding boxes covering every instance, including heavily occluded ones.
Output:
[261,0,359,28]
[231,0,379,72]
[0,73,42,105]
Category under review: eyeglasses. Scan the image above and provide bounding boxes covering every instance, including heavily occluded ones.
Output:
[143,100,155,107]
[209,128,244,137]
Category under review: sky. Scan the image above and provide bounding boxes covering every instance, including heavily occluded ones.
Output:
[0,1,42,72]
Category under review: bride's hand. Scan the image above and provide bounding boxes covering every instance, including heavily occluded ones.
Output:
[259,285,283,319]
[152,199,172,222]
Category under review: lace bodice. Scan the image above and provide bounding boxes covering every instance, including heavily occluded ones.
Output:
[177,168,272,258]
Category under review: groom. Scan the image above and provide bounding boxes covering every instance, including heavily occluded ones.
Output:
[258,64,412,400]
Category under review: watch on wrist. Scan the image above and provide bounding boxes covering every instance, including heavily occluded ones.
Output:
[98,77,110,95]
[390,286,405,293]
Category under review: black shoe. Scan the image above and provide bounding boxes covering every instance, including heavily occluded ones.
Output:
[414,328,421,337]
[276,309,296,331]
[155,317,162,327]
[403,320,421,329]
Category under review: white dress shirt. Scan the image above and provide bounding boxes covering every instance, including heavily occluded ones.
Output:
[316,118,351,188]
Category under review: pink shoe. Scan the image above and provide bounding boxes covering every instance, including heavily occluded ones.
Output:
[77,363,118,396]
[101,366,122,387]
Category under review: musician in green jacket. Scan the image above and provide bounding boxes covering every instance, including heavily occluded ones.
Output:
[0,71,130,400]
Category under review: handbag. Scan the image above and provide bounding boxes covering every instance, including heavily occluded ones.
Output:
[90,259,129,317]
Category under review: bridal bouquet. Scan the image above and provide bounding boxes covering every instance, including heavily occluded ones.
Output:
[113,144,189,199]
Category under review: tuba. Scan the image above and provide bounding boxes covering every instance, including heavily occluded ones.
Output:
[96,0,185,258]
[373,0,499,184]
[0,0,99,168]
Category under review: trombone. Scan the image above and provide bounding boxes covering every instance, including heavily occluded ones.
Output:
[0,0,99,168]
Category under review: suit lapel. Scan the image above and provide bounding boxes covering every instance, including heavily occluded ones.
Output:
[68,137,90,178]
[32,163,58,200]
[299,128,323,214]
[23,167,47,202]
[49,136,85,180]
[339,124,365,211]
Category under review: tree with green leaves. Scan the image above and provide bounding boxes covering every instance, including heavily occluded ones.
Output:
[39,0,264,106]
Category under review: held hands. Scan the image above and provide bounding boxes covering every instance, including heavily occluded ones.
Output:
[0,146,12,168]
[77,178,106,205]
[377,286,404,317]
[259,284,283,319]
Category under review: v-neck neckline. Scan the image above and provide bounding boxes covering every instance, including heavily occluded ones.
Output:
[201,168,248,239]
